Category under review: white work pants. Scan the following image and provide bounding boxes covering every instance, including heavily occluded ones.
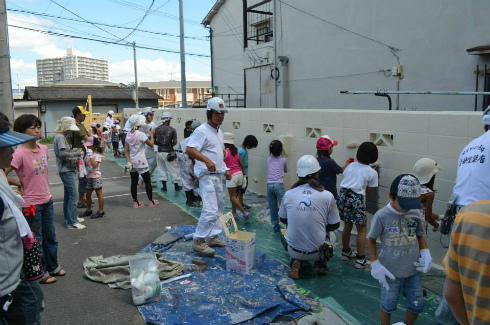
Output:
[156,152,181,183]
[177,152,195,191]
[145,147,157,177]
[194,174,224,239]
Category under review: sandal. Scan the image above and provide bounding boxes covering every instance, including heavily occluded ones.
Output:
[149,200,159,207]
[133,202,145,209]
[39,276,57,284]
[50,269,66,276]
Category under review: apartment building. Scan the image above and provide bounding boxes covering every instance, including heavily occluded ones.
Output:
[140,81,212,107]
[36,48,109,86]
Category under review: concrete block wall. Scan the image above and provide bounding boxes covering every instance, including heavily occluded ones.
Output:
[167,108,484,265]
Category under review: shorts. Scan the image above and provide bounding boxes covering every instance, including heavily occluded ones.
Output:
[78,177,88,193]
[112,141,119,150]
[238,176,248,194]
[381,273,424,314]
[226,173,243,188]
[337,188,367,225]
[86,177,103,190]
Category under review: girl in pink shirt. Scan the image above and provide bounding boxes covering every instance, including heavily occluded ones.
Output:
[223,132,250,221]
[6,114,66,284]
[79,136,105,219]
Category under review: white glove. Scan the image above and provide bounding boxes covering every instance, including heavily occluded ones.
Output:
[415,249,432,273]
[242,176,247,188]
[370,260,395,290]
[86,149,93,158]
[124,162,133,174]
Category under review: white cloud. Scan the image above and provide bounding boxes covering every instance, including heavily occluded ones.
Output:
[10,58,36,72]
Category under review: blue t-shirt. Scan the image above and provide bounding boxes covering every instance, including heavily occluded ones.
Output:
[238,147,248,176]
[317,156,342,198]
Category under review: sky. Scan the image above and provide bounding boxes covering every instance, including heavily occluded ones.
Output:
[6,0,216,88]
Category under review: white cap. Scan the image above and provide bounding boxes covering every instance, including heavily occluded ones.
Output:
[223,132,234,144]
[206,97,228,113]
[296,155,321,177]
[108,110,114,116]
[128,114,145,129]
[483,105,490,126]
[413,158,442,184]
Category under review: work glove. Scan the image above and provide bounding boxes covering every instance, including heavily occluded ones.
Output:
[124,162,133,174]
[242,176,247,188]
[86,149,93,158]
[370,260,395,290]
[414,249,432,273]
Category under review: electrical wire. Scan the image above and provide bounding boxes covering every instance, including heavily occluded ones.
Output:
[290,70,389,82]
[119,0,156,41]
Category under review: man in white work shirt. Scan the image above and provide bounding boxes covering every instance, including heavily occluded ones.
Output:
[186,97,231,256]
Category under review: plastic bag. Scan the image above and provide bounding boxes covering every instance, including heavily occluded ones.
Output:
[129,253,162,305]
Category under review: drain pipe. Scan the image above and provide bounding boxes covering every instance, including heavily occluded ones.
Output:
[278,56,289,108]
[374,93,392,110]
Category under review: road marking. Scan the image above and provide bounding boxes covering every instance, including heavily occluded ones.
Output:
[53,192,147,205]
[49,176,129,185]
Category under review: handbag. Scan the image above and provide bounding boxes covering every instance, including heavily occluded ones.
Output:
[167,151,177,162]
[21,232,45,281]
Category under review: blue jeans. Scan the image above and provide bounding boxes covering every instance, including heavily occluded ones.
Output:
[434,279,458,325]
[267,183,285,226]
[381,273,424,314]
[59,171,78,226]
[18,280,44,325]
[22,200,60,275]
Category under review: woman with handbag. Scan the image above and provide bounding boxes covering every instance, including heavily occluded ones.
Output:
[53,117,86,230]
[6,114,66,285]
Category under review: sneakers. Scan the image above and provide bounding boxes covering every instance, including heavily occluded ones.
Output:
[77,217,85,223]
[91,211,105,219]
[340,248,356,261]
[355,258,370,269]
[273,224,281,233]
[192,238,215,256]
[67,223,86,230]
[289,260,301,280]
[79,210,92,218]
[243,212,251,222]
[174,183,182,191]
[207,236,226,248]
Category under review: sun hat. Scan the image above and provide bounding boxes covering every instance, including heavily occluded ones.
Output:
[55,117,79,133]
[413,158,442,185]
[0,125,36,148]
[83,136,99,147]
[390,174,421,210]
[91,123,96,128]
[317,135,338,151]
[223,132,234,144]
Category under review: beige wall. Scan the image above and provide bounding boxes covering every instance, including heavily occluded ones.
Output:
[166,108,485,265]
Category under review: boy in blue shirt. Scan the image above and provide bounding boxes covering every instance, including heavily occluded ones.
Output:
[238,135,258,209]
[368,174,433,325]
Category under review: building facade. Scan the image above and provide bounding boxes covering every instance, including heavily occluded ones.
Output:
[36,48,109,86]
[203,0,490,111]
[140,81,212,107]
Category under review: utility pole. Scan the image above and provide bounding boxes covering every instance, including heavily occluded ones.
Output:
[0,0,14,121]
[179,0,187,108]
[133,41,139,109]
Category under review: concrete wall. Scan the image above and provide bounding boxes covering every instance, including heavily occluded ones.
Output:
[209,0,490,111]
[167,107,485,265]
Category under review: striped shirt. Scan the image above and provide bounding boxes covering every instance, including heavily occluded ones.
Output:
[445,200,490,325]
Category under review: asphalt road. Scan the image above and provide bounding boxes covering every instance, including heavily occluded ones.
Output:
[34,149,196,325]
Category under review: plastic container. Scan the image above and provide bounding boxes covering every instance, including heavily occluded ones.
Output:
[129,253,161,306]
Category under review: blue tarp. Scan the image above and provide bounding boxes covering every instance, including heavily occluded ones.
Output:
[137,225,310,325]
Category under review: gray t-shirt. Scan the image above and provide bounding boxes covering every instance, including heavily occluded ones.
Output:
[53,134,77,173]
[368,203,424,278]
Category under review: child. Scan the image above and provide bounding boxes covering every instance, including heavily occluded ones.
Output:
[79,136,105,219]
[338,141,378,268]
[102,126,110,152]
[238,135,258,209]
[413,158,442,232]
[368,174,432,325]
[91,123,98,138]
[96,123,102,138]
[316,135,351,199]
[267,140,288,232]
[223,132,250,221]
[111,124,120,157]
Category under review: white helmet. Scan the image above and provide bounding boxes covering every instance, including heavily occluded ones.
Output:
[296,155,321,178]
[108,110,114,116]
[128,114,145,129]
[206,97,228,113]
[141,107,154,116]
[161,111,172,122]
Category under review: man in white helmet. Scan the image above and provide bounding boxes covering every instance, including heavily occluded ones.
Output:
[138,108,158,186]
[186,97,231,256]
[155,111,182,192]
[106,110,114,128]
[279,155,341,279]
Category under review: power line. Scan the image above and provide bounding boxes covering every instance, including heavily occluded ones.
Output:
[8,25,210,57]
[7,8,208,41]
[119,0,156,41]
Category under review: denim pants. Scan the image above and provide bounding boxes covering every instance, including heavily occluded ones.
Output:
[18,280,44,325]
[59,171,78,226]
[22,200,61,275]
[267,183,285,225]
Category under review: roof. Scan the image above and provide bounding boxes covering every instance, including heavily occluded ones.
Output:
[467,45,490,55]
[49,77,119,87]
[23,86,159,101]
[202,0,225,26]
[140,81,211,89]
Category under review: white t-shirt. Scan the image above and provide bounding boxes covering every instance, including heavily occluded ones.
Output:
[123,120,131,133]
[339,162,378,195]
[105,116,114,128]
[453,131,490,206]
[279,183,340,252]
[187,123,225,178]
[126,130,148,169]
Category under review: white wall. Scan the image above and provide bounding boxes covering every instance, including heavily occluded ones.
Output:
[209,0,490,111]
[168,108,485,265]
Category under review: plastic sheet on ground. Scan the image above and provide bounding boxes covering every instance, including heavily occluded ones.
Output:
[110,153,442,324]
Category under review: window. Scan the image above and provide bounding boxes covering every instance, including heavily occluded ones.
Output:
[244,0,273,48]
